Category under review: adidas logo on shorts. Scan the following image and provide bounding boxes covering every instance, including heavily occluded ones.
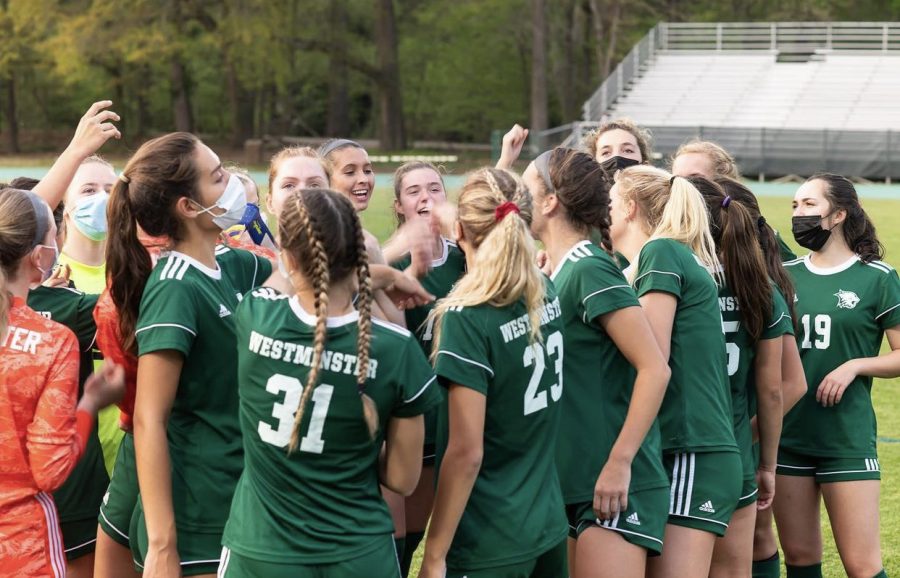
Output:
[218,304,232,318]
[699,500,716,514]
[626,512,641,526]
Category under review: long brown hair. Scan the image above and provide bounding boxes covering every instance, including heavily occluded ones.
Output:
[715,177,796,324]
[278,188,377,450]
[810,173,884,264]
[692,177,772,342]
[106,132,202,353]
[540,147,613,256]
[0,188,41,280]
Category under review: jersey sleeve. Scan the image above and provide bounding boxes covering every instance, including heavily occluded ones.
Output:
[135,278,197,357]
[392,338,441,418]
[94,291,138,426]
[876,267,900,330]
[576,256,640,324]
[762,287,794,339]
[433,307,492,395]
[632,240,684,299]
[27,328,83,492]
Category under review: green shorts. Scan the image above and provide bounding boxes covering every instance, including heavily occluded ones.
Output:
[565,485,668,555]
[98,432,138,547]
[59,517,99,561]
[218,535,400,578]
[776,447,881,482]
[663,451,742,537]
[446,539,567,578]
[131,501,223,576]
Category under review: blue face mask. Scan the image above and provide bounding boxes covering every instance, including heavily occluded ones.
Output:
[71,191,109,242]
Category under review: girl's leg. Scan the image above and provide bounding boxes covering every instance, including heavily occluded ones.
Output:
[646,524,717,578]
[752,506,781,578]
[710,503,756,578]
[772,475,822,576]
[821,480,884,578]
[93,530,141,578]
[575,527,647,578]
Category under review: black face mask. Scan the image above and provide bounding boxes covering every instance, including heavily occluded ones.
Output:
[599,155,641,174]
[791,215,832,251]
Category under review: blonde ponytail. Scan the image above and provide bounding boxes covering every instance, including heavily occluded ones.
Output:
[429,168,545,356]
[617,166,721,281]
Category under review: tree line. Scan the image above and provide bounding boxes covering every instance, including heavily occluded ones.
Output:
[0,0,895,153]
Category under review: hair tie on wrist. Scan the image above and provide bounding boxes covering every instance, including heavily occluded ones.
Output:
[721,195,732,208]
[494,201,520,223]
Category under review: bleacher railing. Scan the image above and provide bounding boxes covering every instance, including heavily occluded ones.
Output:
[580,22,900,123]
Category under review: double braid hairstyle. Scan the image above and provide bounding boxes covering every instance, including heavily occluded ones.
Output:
[278,188,377,452]
[428,167,545,352]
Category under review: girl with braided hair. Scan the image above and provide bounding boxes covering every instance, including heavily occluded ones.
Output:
[218,188,440,578]
[525,148,671,578]
[419,168,568,578]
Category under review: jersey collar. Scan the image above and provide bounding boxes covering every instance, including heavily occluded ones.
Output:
[803,253,858,276]
[289,296,360,328]
[549,239,592,281]
[166,250,222,280]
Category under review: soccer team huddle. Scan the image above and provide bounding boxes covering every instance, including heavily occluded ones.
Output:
[0,101,898,578]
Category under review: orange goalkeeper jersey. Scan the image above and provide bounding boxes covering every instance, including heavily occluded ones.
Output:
[0,296,84,577]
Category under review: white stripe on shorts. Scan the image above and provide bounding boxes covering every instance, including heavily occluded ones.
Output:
[218,546,231,578]
[671,453,696,517]
[35,492,66,578]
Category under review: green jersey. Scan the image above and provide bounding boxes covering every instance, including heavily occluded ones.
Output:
[433,286,568,571]
[391,237,466,351]
[27,285,108,522]
[135,246,271,532]
[782,255,900,457]
[222,288,441,564]
[719,282,794,458]
[632,238,737,454]
[392,237,465,450]
[551,241,667,503]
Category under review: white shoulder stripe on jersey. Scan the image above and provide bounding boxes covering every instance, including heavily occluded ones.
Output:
[783,258,804,267]
[404,375,437,404]
[159,256,179,279]
[174,258,191,280]
[135,323,197,337]
[582,284,631,306]
[872,260,895,272]
[373,317,412,337]
[867,261,891,274]
[251,252,260,286]
[435,350,495,377]
[767,312,791,328]
[633,269,682,284]
[875,303,900,321]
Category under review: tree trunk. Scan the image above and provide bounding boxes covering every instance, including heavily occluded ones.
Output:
[327,0,350,137]
[531,0,549,142]
[374,0,405,150]
[170,58,193,132]
[2,74,19,154]
[602,0,621,80]
[589,0,607,79]
[225,58,254,147]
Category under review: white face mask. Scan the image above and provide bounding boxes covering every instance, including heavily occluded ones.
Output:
[194,174,247,230]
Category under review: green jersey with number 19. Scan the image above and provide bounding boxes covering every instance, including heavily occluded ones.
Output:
[135,246,272,533]
[433,283,568,571]
[782,255,900,457]
[632,238,737,454]
[551,241,668,503]
[223,288,441,564]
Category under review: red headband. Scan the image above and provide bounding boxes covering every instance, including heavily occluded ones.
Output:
[494,201,520,223]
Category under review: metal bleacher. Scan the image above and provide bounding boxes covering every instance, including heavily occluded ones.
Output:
[546,23,900,179]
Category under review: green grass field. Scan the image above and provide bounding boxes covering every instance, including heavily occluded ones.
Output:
[356,187,900,577]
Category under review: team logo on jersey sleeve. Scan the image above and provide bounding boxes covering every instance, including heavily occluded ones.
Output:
[834,289,860,310]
